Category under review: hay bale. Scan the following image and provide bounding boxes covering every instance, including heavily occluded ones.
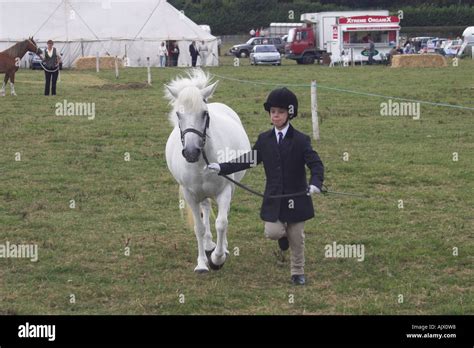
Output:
[391,54,447,68]
[73,56,124,70]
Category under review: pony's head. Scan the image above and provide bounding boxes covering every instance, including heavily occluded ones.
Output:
[27,37,42,55]
[165,70,218,163]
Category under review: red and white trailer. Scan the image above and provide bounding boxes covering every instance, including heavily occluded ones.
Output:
[286,11,401,64]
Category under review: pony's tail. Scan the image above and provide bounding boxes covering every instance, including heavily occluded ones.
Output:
[179,185,194,231]
[179,186,217,232]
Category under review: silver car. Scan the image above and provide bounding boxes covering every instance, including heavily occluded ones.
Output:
[250,45,281,66]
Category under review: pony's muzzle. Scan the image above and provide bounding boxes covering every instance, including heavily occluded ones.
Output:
[182,148,201,163]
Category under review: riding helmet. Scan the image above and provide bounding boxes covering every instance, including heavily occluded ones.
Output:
[263,87,298,119]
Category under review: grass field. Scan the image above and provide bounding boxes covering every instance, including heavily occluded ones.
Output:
[1,55,473,315]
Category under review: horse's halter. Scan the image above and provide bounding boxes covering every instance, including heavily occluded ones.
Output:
[178,110,210,156]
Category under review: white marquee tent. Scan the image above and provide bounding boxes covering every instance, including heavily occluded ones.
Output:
[0,0,218,68]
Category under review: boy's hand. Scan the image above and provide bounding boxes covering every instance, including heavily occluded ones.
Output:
[307,185,321,196]
[207,163,220,174]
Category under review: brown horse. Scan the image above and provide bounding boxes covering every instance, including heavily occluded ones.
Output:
[0,37,42,96]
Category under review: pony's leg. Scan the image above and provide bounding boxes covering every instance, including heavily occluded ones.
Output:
[200,198,216,252]
[0,74,7,96]
[210,184,232,268]
[10,73,16,96]
[182,189,209,273]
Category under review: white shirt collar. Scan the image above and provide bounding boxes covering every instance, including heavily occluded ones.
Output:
[274,123,290,142]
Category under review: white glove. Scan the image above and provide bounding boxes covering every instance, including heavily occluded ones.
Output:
[307,185,321,196]
[207,163,221,174]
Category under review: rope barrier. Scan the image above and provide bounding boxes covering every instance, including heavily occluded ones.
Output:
[208,72,474,112]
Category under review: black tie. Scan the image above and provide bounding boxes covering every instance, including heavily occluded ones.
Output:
[278,131,283,145]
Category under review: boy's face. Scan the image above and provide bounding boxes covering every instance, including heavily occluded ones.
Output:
[270,107,289,129]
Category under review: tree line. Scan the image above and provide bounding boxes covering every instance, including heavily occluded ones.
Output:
[168,0,474,35]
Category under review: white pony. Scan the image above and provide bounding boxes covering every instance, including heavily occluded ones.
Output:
[165,69,251,273]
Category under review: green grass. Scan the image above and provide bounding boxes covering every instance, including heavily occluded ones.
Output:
[0,55,473,315]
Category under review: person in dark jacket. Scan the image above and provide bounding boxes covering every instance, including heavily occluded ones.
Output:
[367,34,375,65]
[207,88,324,285]
[170,42,180,66]
[42,39,61,96]
[189,41,200,67]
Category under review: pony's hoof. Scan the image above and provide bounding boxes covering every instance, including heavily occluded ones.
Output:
[208,257,224,271]
[194,266,209,274]
[206,248,222,270]
[209,251,226,271]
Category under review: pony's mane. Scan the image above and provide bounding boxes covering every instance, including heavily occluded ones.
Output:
[165,69,215,127]
[2,40,28,58]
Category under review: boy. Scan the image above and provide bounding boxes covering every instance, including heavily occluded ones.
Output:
[207,88,324,285]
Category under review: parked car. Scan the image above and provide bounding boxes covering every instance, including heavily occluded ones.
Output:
[443,39,463,56]
[412,37,436,52]
[230,37,285,58]
[28,47,45,69]
[426,38,448,54]
[250,45,281,65]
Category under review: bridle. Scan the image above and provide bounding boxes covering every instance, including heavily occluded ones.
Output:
[179,110,210,150]
[28,39,42,55]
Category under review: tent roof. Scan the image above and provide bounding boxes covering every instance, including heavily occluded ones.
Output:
[0,0,215,42]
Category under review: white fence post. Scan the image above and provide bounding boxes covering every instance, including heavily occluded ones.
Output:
[115,56,119,79]
[96,52,100,73]
[311,80,320,141]
[147,57,151,85]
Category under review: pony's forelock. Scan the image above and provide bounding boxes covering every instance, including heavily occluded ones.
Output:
[165,69,215,127]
